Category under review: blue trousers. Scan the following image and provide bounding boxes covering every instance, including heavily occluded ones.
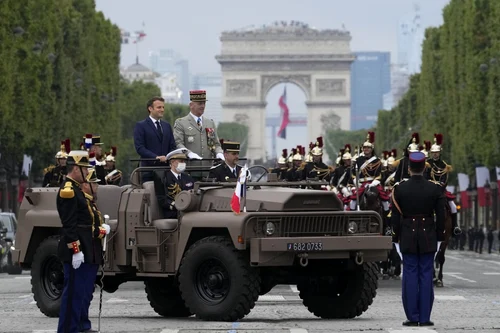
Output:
[57,263,99,333]
[402,252,434,323]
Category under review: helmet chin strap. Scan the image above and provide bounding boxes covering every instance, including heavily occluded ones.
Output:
[78,165,95,197]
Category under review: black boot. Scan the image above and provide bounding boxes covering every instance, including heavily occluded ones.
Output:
[451,213,461,236]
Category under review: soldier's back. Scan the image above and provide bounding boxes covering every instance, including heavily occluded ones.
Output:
[395,177,441,216]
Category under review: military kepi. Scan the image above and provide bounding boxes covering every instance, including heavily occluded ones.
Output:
[166,148,189,161]
[66,150,91,167]
[222,141,240,153]
[409,151,426,170]
[190,90,207,102]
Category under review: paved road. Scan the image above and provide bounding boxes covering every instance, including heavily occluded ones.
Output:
[1,249,499,333]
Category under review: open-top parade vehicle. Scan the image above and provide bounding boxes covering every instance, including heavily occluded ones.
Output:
[10,165,392,321]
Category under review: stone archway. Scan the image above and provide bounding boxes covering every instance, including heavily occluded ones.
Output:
[216,21,355,162]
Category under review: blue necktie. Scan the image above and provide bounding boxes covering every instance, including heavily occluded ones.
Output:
[197,117,201,128]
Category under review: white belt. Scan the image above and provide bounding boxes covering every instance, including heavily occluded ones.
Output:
[360,177,374,182]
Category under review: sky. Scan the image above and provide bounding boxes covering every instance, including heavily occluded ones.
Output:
[95,0,451,160]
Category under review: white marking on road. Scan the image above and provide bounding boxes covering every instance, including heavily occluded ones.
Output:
[18,294,32,298]
[446,274,477,283]
[106,297,129,303]
[258,295,286,301]
[159,330,179,333]
[32,331,56,333]
[435,295,466,300]
[290,285,299,293]
[484,272,500,275]
[388,329,438,332]
[290,329,309,333]
[14,276,31,279]
[443,272,463,275]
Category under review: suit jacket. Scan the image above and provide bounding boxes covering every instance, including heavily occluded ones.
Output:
[154,170,195,218]
[208,163,242,182]
[391,175,446,254]
[134,117,176,166]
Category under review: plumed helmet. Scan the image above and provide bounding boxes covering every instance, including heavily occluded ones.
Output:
[311,137,324,156]
[407,133,420,152]
[430,133,443,152]
[278,149,288,164]
[362,132,375,148]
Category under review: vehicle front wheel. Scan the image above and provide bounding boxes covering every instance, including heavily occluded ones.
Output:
[178,236,260,321]
[31,236,63,317]
[145,277,192,317]
[298,262,378,319]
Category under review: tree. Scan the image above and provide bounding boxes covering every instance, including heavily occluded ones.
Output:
[217,122,249,157]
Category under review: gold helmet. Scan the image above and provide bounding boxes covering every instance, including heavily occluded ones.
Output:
[362,132,375,148]
[55,139,70,159]
[407,132,420,152]
[422,140,431,157]
[288,148,296,163]
[105,146,117,162]
[335,150,342,165]
[430,133,443,152]
[342,144,352,160]
[278,149,288,164]
[293,146,304,161]
[304,142,314,162]
[387,149,397,165]
[311,137,324,156]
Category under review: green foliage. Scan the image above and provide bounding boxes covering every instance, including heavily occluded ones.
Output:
[217,122,249,156]
[0,0,177,182]
[372,0,500,176]
[324,129,367,160]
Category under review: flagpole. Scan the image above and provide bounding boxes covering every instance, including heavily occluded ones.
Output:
[242,165,248,213]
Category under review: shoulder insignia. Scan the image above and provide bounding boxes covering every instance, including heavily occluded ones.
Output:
[444,162,453,173]
[60,181,75,199]
[428,179,443,186]
[43,165,55,175]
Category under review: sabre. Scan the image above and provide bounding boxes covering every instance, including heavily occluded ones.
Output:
[97,214,110,333]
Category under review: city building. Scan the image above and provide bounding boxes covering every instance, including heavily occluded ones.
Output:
[350,52,391,130]
[149,49,190,104]
[155,73,183,104]
[191,73,223,125]
[120,57,159,84]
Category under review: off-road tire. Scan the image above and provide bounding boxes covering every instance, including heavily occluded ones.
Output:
[31,236,63,317]
[298,262,378,319]
[145,278,192,317]
[178,235,260,321]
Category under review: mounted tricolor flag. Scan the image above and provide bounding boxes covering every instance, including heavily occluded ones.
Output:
[230,164,249,214]
[277,86,290,139]
[475,166,490,207]
[84,134,93,150]
[457,173,470,209]
[89,152,96,167]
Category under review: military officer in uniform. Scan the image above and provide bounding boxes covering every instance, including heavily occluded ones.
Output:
[103,146,123,185]
[424,133,461,235]
[43,140,70,187]
[306,137,332,181]
[383,149,398,190]
[173,90,224,180]
[271,149,289,180]
[394,133,420,183]
[154,148,195,218]
[285,148,304,181]
[83,134,107,185]
[391,151,445,327]
[208,141,244,182]
[332,147,354,210]
[56,151,110,333]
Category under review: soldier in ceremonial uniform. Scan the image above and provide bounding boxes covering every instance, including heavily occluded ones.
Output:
[208,141,245,182]
[391,151,445,327]
[305,137,332,181]
[394,133,420,183]
[303,142,315,169]
[173,90,224,180]
[421,140,431,158]
[349,132,390,215]
[43,140,70,187]
[285,148,304,181]
[271,149,289,180]
[383,149,398,191]
[56,151,110,333]
[83,134,107,185]
[103,146,123,185]
[424,134,461,235]
[331,146,354,210]
[154,148,195,218]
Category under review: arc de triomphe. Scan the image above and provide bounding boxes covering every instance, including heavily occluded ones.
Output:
[216,21,355,162]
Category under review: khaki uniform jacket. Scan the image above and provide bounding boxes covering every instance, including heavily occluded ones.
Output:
[173,114,224,173]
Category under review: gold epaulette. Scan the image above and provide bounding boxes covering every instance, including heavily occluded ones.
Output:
[444,161,453,173]
[425,162,431,169]
[297,162,307,171]
[392,158,402,168]
[43,165,55,175]
[60,181,74,199]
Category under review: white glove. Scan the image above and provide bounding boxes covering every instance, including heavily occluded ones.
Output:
[369,179,380,187]
[216,153,225,161]
[101,223,111,235]
[188,151,202,160]
[72,251,84,269]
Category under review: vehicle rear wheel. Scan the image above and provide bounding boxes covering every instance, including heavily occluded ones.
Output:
[145,277,192,317]
[178,235,260,321]
[31,236,63,317]
[298,262,378,319]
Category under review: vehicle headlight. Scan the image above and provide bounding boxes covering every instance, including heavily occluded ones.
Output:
[264,222,275,236]
[348,221,358,234]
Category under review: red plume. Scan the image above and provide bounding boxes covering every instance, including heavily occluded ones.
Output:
[344,144,351,152]
[89,152,95,159]
[391,149,397,158]
[435,133,443,145]
[282,149,287,158]
[309,142,314,150]
[316,137,323,148]
[368,131,375,143]
[339,148,345,156]
[424,140,431,151]
[219,138,224,145]
[418,145,424,151]
[300,146,306,155]
[64,139,71,153]
[383,150,388,158]
[291,148,297,155]
[412,132,420,144]
[111,146,117,157]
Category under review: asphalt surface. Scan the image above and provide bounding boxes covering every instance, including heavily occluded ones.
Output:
[0,249,499,333]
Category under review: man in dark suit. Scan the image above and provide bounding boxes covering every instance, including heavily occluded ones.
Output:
[208,141,244,182]
[154,148,195,218]
[134,96,177,182]
[391,151,446,327]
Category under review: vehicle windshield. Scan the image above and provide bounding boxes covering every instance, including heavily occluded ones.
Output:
[0,215,15,233]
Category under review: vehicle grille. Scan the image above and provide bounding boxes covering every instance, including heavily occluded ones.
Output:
[249,214,379,237]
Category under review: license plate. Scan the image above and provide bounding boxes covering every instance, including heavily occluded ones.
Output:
[287,242,323,251]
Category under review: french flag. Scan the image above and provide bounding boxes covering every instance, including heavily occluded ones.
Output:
[475,166,490,207]
[277,86,290,139]
[230,164,249,214]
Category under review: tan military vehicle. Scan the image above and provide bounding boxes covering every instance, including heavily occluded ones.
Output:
[11,166,392,322]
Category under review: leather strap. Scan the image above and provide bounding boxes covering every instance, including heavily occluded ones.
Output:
[391,189,403,215]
